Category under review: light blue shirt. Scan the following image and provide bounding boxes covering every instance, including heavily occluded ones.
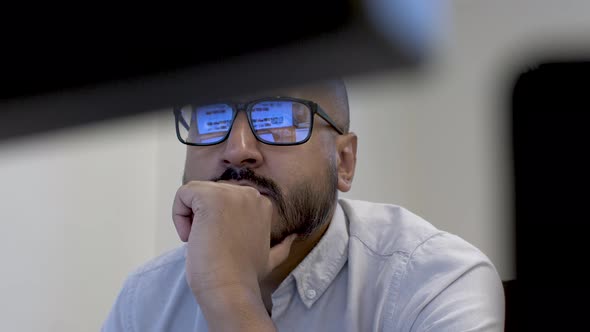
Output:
[103,198,505,331]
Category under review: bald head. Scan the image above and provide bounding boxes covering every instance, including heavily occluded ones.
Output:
[312,78,350,134]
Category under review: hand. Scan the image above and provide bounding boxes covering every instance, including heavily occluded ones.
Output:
[172,181,296,307]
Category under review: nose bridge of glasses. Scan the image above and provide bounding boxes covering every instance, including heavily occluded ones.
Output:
[227,108,257,143]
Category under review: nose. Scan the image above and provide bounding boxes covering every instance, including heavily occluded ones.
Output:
[221,112,264,168]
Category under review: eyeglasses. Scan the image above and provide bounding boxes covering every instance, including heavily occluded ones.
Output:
[174,96,344,146]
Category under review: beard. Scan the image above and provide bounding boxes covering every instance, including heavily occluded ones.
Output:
[210,161,338,247]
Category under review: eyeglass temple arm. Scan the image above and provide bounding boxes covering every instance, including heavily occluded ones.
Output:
[316,106,345,135]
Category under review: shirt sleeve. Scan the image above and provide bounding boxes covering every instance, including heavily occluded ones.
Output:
[101,273,138,332]
[386,232,505,332]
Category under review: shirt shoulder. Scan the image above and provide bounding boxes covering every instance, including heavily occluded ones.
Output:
[392,231,505,331]
[131,244,187,277]
[339,198,443,256]
[338,198,501,285]
[338,199,504,330]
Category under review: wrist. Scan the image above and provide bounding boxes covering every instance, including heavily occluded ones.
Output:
[196,284,275,332]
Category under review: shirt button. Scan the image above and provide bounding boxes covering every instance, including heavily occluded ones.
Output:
[305,289,317,299]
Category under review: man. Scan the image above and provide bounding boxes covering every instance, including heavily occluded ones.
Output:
[103,80,505,331]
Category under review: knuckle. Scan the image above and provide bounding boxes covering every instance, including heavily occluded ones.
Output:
[259,195,272,209]
[185,180,203,188]
[242,186,260,196]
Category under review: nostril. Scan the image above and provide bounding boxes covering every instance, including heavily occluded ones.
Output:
[223,158,257,165]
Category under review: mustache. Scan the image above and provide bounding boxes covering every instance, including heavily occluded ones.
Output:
[211,168,282,202]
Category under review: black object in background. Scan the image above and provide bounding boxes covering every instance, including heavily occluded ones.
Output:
[0,1,437,141]
[512,61,589,331]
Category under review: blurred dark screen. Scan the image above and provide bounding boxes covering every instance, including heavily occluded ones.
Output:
[1,1,353,100]
[0,0,431,141]
[512,61,589,330]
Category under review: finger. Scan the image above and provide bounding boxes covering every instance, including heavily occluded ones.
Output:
[172,186,195,242]
[268,234,298,271]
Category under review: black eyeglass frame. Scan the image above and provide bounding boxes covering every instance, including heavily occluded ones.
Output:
[174,96,344,146]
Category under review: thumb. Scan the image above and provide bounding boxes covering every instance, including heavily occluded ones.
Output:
[268,234,298,271]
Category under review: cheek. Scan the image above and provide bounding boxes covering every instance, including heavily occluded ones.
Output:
[268,159,327,196]
[184,151,222,181]
[264,156,303,185]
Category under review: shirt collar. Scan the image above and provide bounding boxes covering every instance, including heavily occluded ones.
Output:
[278,201,349,308]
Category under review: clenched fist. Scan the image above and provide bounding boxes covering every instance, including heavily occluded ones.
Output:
[172,180,296,330]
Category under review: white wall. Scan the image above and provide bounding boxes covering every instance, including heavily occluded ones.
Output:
[0,115,161,331]
[2,0,590,330]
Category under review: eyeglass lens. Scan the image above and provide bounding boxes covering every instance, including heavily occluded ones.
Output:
[177,100,312,145]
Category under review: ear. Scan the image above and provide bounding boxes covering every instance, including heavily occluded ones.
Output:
[336,133,357,192]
